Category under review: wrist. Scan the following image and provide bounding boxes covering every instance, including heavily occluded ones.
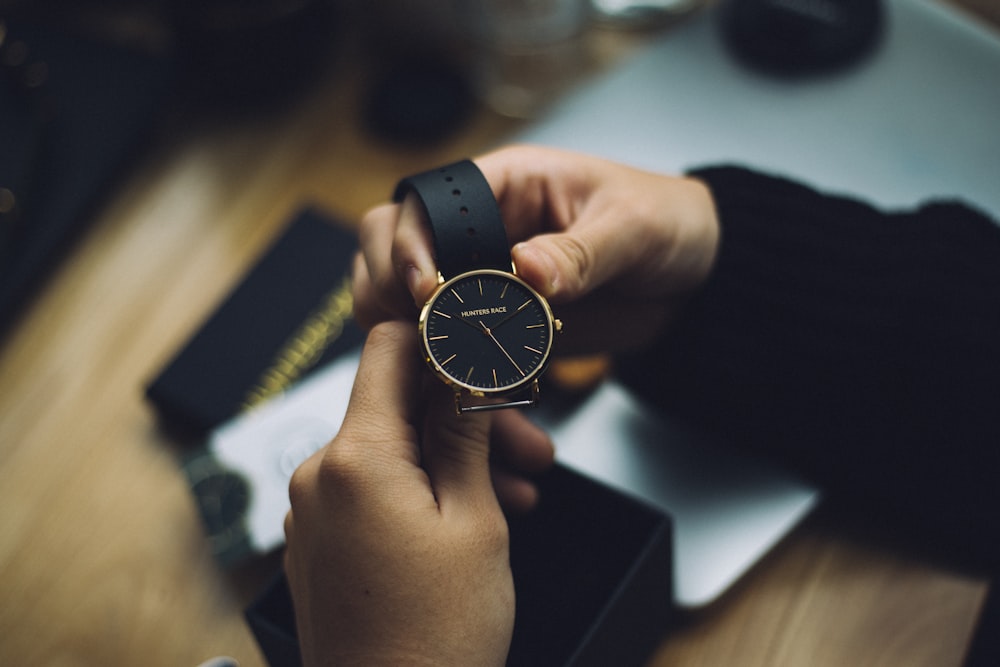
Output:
[655,175,720,295]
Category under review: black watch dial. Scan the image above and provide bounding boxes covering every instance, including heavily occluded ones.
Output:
[420,270,555,395]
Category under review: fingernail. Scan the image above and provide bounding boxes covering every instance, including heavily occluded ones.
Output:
[513,243,558,295]
[405,264,423,299]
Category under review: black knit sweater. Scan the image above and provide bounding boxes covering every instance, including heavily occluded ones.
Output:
[618,166,1000,562]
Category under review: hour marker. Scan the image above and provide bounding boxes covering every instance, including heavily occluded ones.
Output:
[433,309,452,319]
[451,288,464,304]
[465,366,475,382]
[429,335,448,341]
[517,300,531,311]
[524,345,542,354]
[526,323,545,329]
[442,353,457,365]
[478,279,483,295]
[500,283,509,299]
[492,368,498,387]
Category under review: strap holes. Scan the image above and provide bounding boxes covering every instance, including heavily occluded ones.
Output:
[459,206,469,215]
[452,189,461,197]
[466,227,476,236]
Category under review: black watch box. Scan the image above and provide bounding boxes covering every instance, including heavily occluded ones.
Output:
[246,463,675,667]
[145,206,364,438]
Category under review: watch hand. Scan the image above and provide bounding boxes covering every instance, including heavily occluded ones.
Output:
[446,311,490,333]
[480,321,525,377]
[490,299,532,331]
[455,311,514,337]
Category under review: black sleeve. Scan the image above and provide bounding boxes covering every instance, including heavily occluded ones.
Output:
[616,165,1000,561]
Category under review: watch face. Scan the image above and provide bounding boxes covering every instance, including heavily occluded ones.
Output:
[420,270,555,395]
[183,453,252,562]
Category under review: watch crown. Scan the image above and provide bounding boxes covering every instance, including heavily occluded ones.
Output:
[554,318,564,333]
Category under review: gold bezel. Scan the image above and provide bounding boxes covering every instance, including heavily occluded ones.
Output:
[418,269,557,397]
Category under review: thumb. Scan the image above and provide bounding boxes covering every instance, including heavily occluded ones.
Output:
[511,218,636,302]
[420,384,496,509]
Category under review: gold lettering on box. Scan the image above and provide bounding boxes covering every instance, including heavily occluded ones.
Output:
[242,277,354,411]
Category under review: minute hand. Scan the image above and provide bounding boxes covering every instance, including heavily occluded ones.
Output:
[479,321,525,377]
[490,299,532,331]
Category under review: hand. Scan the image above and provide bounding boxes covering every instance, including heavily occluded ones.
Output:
[284,322,517,667]
[353,145,720,355]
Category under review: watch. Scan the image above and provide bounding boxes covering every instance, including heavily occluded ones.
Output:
[182,449,252,565]
[394,159,562,414]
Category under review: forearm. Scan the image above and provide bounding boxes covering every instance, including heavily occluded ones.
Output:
[618,166,1000,558]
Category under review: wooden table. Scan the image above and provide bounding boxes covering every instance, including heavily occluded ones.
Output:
[0,3,993,665]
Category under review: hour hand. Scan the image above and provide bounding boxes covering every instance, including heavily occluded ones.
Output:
[449,311,489,333]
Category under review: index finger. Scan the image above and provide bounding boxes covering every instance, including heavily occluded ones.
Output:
[474,145,596,242]
[358,199,437,319]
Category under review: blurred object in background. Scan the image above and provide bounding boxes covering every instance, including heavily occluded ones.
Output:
[0,7,172,337]
[361,52,475,146]
[0,0,170,53]
[348,0,459,54]
[6,0,345,112]
[351,0,475,146]
[1,17,50,266]
[459,0,593,118]
[170,0,341,111]
[717,0,885,77]
[590,0,705,29]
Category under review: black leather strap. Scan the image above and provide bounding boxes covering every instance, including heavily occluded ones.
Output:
[393,159,511,280]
